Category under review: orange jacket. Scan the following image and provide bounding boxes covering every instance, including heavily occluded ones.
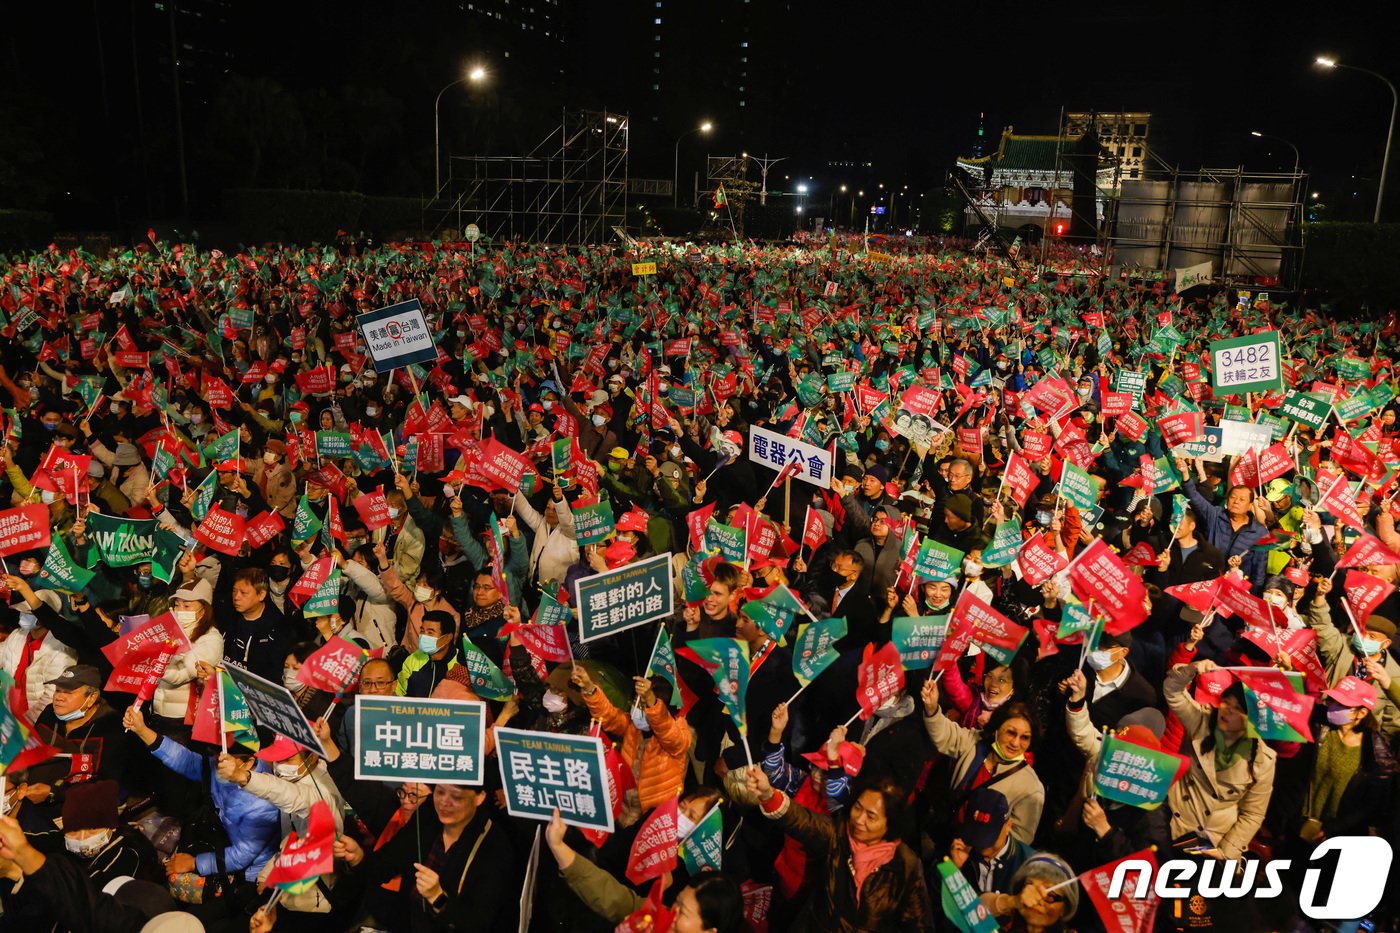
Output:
[583,689,692,811]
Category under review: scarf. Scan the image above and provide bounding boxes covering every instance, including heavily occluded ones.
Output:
[848,834,899,904]
[461,600,504,632]
[859,694,915,745]
[1212,728,1251,772]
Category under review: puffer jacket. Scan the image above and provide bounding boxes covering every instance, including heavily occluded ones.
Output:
[340,557,399,651]
[582,689,691,811]
[150,625,224,720]
[761,792,934,932]
[1164,662,1277,859]
[151,738,280,882]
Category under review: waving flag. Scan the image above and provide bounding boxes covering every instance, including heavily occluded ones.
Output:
[1093,732,1189,809]
[644,626,681,707]
[266,800,336,892]
[684,637,750,733]
[1337,533,1400,568]
[1080,849,1159,933]
[855,642,904,720]
[625,796,679,885]
[1236,668,1315,741]
[791,617,845,686]
[1345,569,1395,624]
[295,635,367,695]
[1068,539,1148,635]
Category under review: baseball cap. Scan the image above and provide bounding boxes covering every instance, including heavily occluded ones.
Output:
[47,664,101,691]
[1325,675,1378,710]
[255,735,302,763]
[1265,478,1294,503]
[447,395,474,409]
[955,787,1010,851]
[609,447,630,460]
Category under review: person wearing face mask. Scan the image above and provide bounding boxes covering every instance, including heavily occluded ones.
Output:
[264,549,299,611]
[1260,576,1304,629]
[1307,577,1400,739]
[0,586,79,720]
[1057,629,1156,732]
[923,676,1046,845]
[11,666,127,826]
[375,488,426,588]
[573,666,691,817]
[1290,676,1392,847]
[375,540,460,657]
[216,735,347,917]
[80,420,151,511]
[148,578,223,734]
[513,479,580,593]
[252,439,297,519]
[396,611,460,698]
[551,363,619,462]
[333,546,400,652]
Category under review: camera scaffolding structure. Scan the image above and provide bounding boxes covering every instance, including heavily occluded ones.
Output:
[424,108,629,245]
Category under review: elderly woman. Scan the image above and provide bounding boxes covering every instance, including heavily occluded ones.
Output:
[746,768,933,932]
[1163,659,1276,859]
[979,853,1081,933]
[922,677,1045,845]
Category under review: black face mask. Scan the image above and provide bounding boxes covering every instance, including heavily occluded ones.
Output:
[267,565,292,582]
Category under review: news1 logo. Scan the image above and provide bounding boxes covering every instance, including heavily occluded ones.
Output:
[1108,837,1393,920]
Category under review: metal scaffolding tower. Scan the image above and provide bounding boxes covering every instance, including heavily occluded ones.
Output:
[425,109,629,245]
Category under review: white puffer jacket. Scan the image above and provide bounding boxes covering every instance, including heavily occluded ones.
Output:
[150,623,225,721]
[0,629,78,716]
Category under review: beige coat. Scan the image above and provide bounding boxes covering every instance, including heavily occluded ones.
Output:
[1163,662,1277,859]
[924,709,1045,845]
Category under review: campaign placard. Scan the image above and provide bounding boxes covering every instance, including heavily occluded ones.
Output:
[357,299,439,374]
[354,695,487,786]
[223,663,327,758]
[573,551,675,643]
[1209,331,1282,394]
[748,424,833,490]
[495,727,613,833]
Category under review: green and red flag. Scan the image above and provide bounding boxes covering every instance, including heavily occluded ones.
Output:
[1092,731,1189,810]
[791,617,845,686]
[683,637,750,734]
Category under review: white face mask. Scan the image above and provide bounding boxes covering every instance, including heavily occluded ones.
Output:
[630,706,652,732]
[1086,649,1117,671]
[1264,592,1288,608]
[274,761,306,782]
[388,506,401,520]
[263,452,278,464]
[65,829,114,858]
[413,585,435,603]
[174,609,198,626]
[269,580,289,596]
[189,413,203,425]
[962,559,983,578]
[676,813,697,839]
[40,490,56,504]
[542,690,569,713]
[17,612,38,631]
[282,669,302,691]
[592,414,607,427]
[366,406,379,417]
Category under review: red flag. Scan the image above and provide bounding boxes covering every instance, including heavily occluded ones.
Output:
[1121,541,1158,567]
[1164,577,1227,614]
[101,612,192,668]
[1280,628,1329,691]
[296,635,367,695]
[0,504,52,556]
[1156,411,1205,447]
[801,508,828,553]
[1337,533,1400,568]
[353,488,393,531]
[625,796,679,885]
[265,800,336,888]
[1320,472,1366,531]
[193,504,245,555]
[855,642,904,720]
[687,502,717,552]
[1344,569,1395,623]
[500,622,572,663]
[105,638,177,699]
[1016,532,1067,587]
[615,878,673,933]
[290,556,336,608]
[1080,848,1160,933]
[740,881,773,933]
[477,437,533,492]
[244,511,286,549]
[190,673,225,746]
[1019,431,1053,461]
[1068,539,1148,634]
[1001,452,1040,507]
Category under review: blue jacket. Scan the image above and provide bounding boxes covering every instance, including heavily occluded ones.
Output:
[1182,479,1268,588]
[152,738,281,881]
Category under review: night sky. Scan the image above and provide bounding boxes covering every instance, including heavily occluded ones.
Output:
[2,1,1393,226]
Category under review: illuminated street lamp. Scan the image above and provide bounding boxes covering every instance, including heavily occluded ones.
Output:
[435,64,489,194]
[1316,56,1396,221]
[673,121,714,207]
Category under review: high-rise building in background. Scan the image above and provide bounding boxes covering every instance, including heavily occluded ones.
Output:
[1065,111,1150,184]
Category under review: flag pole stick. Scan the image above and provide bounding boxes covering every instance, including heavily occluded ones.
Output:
[216,665,228,754]
[842,708,862,729]
[782,682,809,707]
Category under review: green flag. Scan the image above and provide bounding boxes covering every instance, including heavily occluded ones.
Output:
[292,492,323,543]
[791,617,846,686]
[739,585,805,643]
[191,470,218,522]
[37,537,95,591]
[150,445,176,486]
[914,539,964,583]
[679,803,723,874]
[84,513,158,568]
[981,521,1022,569]
[644,626,681,707]
[686,638,750,734]
[1093,731,1189,810]
[938,859,999,933]
[151,528,187,584]
[891,615,949,670]
[202,428,240,463]
[460,639,514,700]
[1058,461,1100,510]
[220,669,260,751]
[303,566,342,618]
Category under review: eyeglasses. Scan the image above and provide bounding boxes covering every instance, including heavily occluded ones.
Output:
[360,680,396,690]
[397,788,429,800]
[473,583,498,592]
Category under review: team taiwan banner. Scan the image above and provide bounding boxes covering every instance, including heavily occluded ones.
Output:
[83,512,157,567]
[1093,732,1189,810]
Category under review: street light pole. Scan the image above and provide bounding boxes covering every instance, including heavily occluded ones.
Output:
[1316,57,1398,222]
[1249,131,1301,177]
[435,65,487,197]
[673,122,713,208]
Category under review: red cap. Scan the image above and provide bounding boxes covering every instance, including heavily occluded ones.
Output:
[1324,675,1378,710]
[216,457,249,474]
[255,735,301,762]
